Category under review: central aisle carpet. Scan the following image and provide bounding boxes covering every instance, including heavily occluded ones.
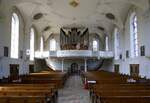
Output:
[58,75,90,103]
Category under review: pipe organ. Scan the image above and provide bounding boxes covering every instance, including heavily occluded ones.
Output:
[60,28,89,50]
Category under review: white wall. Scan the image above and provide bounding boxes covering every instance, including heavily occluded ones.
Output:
[113,6,150,78]
[0,2,37,79]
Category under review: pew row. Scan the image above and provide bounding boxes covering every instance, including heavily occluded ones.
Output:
[82,70,150,103]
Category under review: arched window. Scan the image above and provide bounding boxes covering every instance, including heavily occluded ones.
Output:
[130,12,138,58]
[105,36,109,51]
[50,39,56,51]
[114,28,120,60]
[30,28,35,61]
[40,36,44,52]
[11,13,19,59]
[93,39,98,51]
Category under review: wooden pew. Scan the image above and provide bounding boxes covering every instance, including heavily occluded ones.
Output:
[0,83,58,103]
[82,70,150,103]
[21,71,67,88]
[0,87,54,103]
[0,69,68,103]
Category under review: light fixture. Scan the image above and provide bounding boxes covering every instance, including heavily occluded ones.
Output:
[43,26,51,31]
[33,13,43,20]
[69,0,79,8]
[97,26,105,31]
[105,13,115,20]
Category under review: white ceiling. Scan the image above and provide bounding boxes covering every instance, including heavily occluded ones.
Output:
[4,0,149,40]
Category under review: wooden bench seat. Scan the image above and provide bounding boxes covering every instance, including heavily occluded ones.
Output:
[20,71,68,88]
[0,70,68,103]
[82,70,150,103]
[0,84,57,103]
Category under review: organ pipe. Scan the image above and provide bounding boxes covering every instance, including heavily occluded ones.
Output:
[60,28,89,50]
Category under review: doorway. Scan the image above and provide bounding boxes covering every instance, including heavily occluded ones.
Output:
[130,64,139,77]
[29,64,34,73]
[114,64,120,73]
[70,63,79,75]
[10,64,19,80]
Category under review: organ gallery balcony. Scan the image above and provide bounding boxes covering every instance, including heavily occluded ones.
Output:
[35,50,114,59]
[49,50,114,59]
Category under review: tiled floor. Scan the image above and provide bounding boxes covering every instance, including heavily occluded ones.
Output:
[58,75,90,103]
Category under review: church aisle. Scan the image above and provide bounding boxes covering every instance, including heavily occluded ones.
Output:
[58,75,90,103]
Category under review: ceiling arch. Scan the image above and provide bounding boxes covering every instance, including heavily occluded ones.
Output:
[6,0,149,38]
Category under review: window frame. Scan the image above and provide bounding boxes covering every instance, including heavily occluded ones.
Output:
[130,12,138,58]
[40,36,44,52]
[10,13,20,59]
[92,39,98,51]
[29,27,35,61]
[114,28,120,60]
[49,38,56,51]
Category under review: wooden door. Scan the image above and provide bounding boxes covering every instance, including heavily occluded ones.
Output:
[29,64,34,73]
[10,64,19,80]
[130,64,139,77]
[114,64,119,73]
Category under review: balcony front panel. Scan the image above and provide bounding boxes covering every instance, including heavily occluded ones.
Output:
[49,50,114,59]
[57,50,92,57]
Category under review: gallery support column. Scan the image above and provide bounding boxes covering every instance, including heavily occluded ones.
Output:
[84,58,88,89]
[61,59,64,72]
[84,58,87,72]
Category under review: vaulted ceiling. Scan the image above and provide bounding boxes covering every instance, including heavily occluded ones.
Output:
[2,0,149,40]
